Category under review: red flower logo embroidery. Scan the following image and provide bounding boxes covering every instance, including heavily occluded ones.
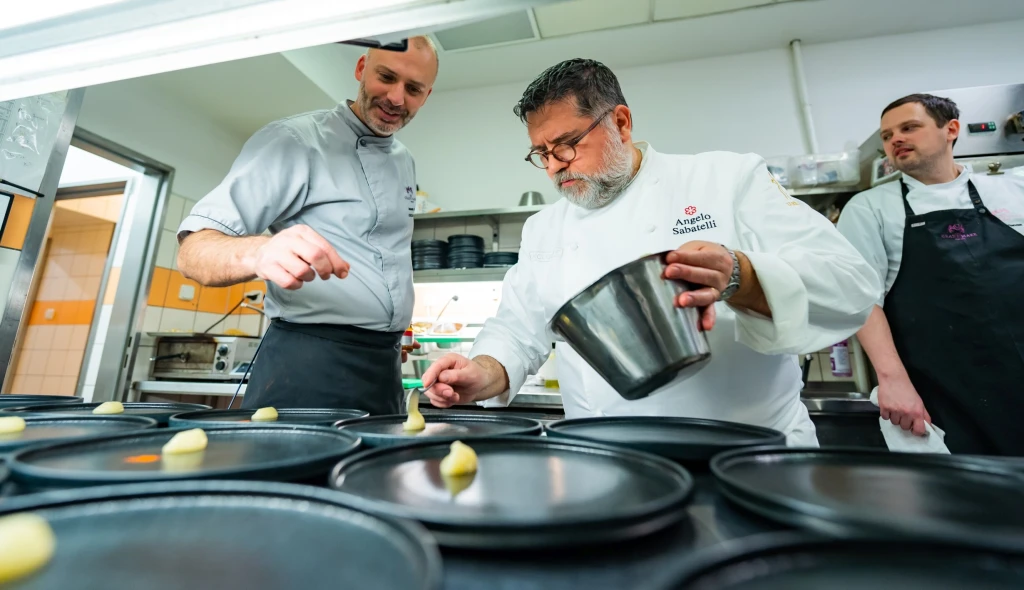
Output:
[684,206,697,216]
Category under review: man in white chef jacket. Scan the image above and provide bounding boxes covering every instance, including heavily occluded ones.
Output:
[837,94,1024,455]
[422,59,881,445]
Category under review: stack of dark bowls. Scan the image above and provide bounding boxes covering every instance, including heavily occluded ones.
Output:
[446,234,485,269]
[483,251,519,268]
[411,239,447,270]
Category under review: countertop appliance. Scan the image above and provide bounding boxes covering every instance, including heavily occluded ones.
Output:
[150,334,259,381]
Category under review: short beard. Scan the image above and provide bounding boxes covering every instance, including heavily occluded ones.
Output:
[357,81,412,136]
[553,133,635,210]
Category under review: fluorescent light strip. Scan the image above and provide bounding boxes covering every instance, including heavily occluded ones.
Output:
[0,0,130,32]
[0,0,555,102]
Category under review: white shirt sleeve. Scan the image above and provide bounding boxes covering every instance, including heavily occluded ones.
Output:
[835,194,889,305]
[730,154,882,354]
[468,220,554,406]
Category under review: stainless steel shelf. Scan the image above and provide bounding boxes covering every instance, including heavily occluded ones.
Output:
[787,185,860,196]
[413,204,546,221]
[413,267,510,283]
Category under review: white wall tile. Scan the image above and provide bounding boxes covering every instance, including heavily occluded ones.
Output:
[159,308,196,333]
[238,315,262,337]
[142,306,162,333]
[192,312,224,334]
[219,314,240,333]
[163,195,185,231]
[155,229,177,269]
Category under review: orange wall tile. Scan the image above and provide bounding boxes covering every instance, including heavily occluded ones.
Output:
[148,267,169,307]
[164,270,200,311]
[197,285,230,314]
[27,300,96,325]
[0,194,36,250]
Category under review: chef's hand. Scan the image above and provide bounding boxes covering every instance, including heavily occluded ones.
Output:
[400,342,421,363]
[249,225,349,290]
[878,376,932,436]
[664,241,735,331]
[421,353,508,408]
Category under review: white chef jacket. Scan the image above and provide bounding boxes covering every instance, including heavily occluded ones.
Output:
[837,165,1024,304]
[470,143,882,445]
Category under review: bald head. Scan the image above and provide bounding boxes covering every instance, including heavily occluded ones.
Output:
[366,36,438,78]
[353,35,438,136]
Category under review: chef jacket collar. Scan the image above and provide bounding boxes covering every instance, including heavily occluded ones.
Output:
[901,162,973,191]
[342,100,396,147]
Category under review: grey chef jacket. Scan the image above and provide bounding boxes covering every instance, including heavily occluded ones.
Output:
[178,101,416,332]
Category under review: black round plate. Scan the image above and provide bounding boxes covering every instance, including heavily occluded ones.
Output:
[334,412,542,448]
[8,425,362,487]
[329,436,694,549]
[2,402,212,426]
[0,480,441,590]
[0,395,82,409]
[545,416,786,462]
[654,532,1024,589]
[169,408,369,428]
[712,447,1024,550]
[0,415,157,452]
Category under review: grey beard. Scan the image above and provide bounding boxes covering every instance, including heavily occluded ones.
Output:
[357,82,410,136]
[554,137,635,210]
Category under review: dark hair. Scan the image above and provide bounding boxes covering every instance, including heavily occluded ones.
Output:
[882,93,960,146]
[513,58,627,124]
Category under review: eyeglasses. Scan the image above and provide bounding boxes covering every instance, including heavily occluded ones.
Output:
[525,108,614,169]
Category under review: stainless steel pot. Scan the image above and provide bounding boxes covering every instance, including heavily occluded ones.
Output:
[549,251,711,400]
[519,191,545,206]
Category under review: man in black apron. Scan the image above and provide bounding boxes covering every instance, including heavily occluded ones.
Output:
[838,93,1024,455]
[176,39,438,414]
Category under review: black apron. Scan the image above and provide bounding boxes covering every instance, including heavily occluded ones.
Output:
[884,178,1024,455]
[241,319,404,415]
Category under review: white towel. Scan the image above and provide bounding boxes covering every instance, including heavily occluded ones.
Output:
[869,387,950,454]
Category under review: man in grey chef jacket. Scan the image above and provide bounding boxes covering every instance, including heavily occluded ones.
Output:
[176,37,438,414]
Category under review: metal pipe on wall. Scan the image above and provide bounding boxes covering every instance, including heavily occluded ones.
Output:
[789,39,820,154]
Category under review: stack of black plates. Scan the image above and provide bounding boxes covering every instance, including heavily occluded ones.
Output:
[483,251,519,268]
[446,234,484,269]
[412,239,447,271]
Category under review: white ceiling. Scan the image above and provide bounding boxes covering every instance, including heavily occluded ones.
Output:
[132,0,1024,142]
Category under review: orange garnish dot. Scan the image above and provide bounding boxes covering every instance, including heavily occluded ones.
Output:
[124,454,160,464]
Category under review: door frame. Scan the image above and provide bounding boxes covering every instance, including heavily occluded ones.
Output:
[70,128,174,402]
[0,89,86,388]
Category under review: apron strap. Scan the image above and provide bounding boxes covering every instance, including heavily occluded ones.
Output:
[900,177,987,217]
[966,179,987,214]
[898,180,916,217]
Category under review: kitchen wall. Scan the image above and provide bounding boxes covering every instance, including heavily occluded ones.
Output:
[141,194,266,338]
[10,196,120,395]
[77,75,268,349]
[399,19,1024,211]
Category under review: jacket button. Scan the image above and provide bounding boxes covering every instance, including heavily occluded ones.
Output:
[570,243,579,251]
[646,225,656,233]
[359,140,366,147]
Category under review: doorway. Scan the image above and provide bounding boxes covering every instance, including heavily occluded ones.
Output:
[6,147,135,396]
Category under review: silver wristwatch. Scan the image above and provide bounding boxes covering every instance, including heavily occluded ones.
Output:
[720,247,741,301]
